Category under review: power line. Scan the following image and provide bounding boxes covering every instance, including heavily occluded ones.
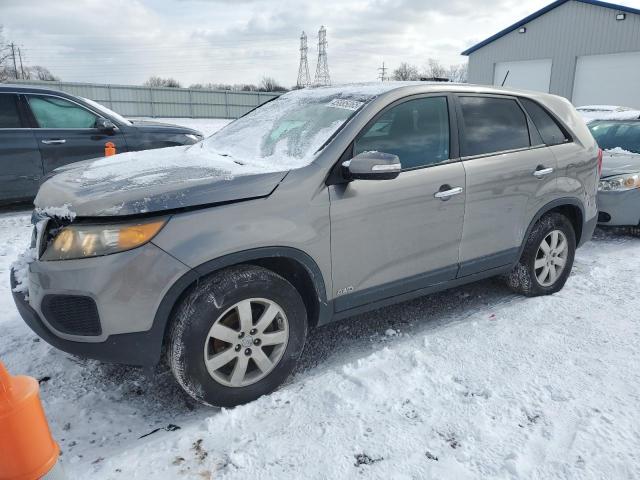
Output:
[313,26,330,87]
[296,31,310,88]
[17,48,26,79]
[10,43,18,79]
[378,61,388,82]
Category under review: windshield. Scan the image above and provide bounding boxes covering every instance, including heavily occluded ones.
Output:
[202,89,373,170]
[81,97,132,126]
[589,121,640,154]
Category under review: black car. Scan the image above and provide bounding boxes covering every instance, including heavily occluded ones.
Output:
[0,85,204,204]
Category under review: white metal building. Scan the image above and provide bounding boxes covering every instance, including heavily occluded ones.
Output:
[463,0,640,108]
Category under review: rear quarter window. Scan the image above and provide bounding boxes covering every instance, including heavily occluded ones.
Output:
[520,98,569,146]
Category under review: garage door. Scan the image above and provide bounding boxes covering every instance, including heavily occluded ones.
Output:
[493,59,552,92]
[573,52,640,109]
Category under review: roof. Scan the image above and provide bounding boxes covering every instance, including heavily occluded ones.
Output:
[0,83,70,95]
[461,0,640,55]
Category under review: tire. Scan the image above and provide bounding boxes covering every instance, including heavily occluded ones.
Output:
[505,212,576,297]
[168,265,308,407]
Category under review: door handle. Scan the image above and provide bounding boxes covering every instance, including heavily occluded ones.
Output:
[41,139,66,145]
[434,186,464,200]
[533,167,554,178]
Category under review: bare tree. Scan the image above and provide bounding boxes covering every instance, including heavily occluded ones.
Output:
[447,63,468,83]
[422,58,447,79]
[392,62,420,81]
[0,26,60,82]
[190,82,260,92]
[28,65,59,81]
[143,76,181,88]
[259,76,287,92]
[0,26,14,82]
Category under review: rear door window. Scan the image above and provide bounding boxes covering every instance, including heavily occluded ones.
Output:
[27,95,98,129]
[458,96,530,157]
[354,96,450,169]
[0,94,23,128]
[520,98,569,146]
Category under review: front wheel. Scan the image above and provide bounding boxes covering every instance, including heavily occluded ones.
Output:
[505,212,576,296]
[168,265,308,407]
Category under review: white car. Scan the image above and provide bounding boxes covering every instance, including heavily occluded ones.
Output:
[584,107,640,234]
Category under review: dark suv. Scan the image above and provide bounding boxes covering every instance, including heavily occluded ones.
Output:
[0,85,204,204]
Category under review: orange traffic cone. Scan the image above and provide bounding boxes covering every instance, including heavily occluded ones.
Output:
[104,142,116,157]
[0,362,65,480]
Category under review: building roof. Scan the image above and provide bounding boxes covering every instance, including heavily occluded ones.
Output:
[461,0,640,55]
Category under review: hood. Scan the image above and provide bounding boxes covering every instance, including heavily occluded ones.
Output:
[35,144,289,217]
[601,148,640,178]
[130,119,201,135]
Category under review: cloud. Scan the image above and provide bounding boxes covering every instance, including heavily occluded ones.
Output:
[2,0,553,86]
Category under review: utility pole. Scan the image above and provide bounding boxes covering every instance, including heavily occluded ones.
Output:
[18,48,26,80]
[313,26,330,86]
[378,61,388,82]
[10,42,18,80]
[296,31,310,88]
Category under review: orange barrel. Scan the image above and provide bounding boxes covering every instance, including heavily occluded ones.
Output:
[0,362,61,480]
[104,142,116,157]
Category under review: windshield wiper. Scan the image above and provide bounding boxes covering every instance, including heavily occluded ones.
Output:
[219,152,245,166]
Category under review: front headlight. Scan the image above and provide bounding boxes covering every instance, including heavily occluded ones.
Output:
[598,173,640,192]
[42,218,167,261]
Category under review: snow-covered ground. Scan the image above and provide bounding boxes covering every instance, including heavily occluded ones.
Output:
[2,118,640,479]
[2,209,639,479]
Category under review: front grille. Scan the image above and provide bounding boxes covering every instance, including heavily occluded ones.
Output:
[41,295,102,336]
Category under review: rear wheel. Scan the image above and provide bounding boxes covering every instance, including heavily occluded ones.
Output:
[505,212,576,296]
[168,265,307,407]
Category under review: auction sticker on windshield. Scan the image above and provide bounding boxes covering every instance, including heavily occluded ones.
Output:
[328,99,364,111]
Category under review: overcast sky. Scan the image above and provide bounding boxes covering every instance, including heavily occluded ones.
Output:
[2,0,639,87]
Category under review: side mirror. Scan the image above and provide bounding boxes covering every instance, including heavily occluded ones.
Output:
[344,151,401,180]
[95,117,116,132]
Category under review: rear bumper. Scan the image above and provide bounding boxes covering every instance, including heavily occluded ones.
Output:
[580,213,598,247]
[11,268,165,366]
[597,190,640,227]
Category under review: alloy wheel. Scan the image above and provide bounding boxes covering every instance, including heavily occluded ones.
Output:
[534,230,569,287]
[203,298,289,388]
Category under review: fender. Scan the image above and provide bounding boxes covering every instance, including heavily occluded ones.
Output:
[517,197,586,259]
[150,246,330,360]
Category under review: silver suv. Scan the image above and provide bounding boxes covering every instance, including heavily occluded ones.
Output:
[11,83,599,407]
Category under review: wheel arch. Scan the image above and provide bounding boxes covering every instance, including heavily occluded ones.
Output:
[153,247,330,364]
[520,198,585,257]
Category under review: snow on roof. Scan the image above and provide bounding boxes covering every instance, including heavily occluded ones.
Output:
[280,82,421,99]
[579,106,640,123]
[576,105,635,113]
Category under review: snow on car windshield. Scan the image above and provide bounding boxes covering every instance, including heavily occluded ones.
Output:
[589,121,640,154]
[201,85,389,170]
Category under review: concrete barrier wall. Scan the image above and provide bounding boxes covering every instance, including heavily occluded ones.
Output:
[12,80,283,119]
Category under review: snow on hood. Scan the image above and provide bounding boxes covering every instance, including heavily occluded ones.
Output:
[35,145,289,217]
[601,148,640,178]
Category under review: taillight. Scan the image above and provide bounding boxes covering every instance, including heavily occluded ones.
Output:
[597,148,603,177]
